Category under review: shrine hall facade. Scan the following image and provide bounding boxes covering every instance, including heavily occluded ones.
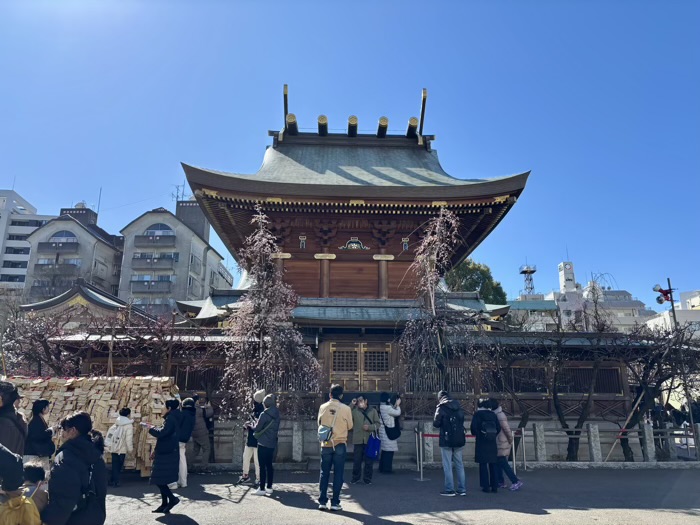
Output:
[181,93,536,399]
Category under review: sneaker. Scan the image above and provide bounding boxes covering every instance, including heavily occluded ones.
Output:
[330,504,343,512]
[440,490,456,497]
[167,482,178,490]
[265,488,273,496]
[318,503,328,511]
[238,476,251,485]
[179,484,187,488]
[498,483,507,489]
[457,491,467,496]
[364,480,372,485]
[253,489,267,496]
[510,481,523,491]
[350,479,361,484]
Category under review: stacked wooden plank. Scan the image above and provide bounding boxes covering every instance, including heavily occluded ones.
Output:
[10,376,179,477]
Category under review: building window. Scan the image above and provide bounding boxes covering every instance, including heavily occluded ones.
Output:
[8,235,28,241]
[132,274,153,281]
[2,261,28,269]
[4,247,30,255]
[0,274,25,282]
[49,230,77,243]
[144,223,175,236]
[158,275,174,282]
[63,258,82,267]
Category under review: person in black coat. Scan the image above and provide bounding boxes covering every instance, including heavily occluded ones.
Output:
[433,391,466,496]
[64,429,108,525]
[42,411,105,525]
[0,442,24,494]
[470,399,501,493]
[25,399,56,470]
[146,399,181,514]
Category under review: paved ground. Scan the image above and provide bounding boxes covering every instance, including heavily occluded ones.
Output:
[105,468,700,525]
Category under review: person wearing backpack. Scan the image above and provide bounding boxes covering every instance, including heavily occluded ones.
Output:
[350,395,380,485]
[105,408,133,488]
[317,384,353,512]
[433,390,467,496]
[42,411,104,525]
[65,430,107,525]
[470,399,501,493]
[378,392,401,474]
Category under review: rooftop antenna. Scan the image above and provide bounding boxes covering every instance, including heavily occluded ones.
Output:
[566,245,570,261]
[96,187,102,214]
[11,175,16,191]
[520,263,537,294]
[283,84,289,130]
[418,88,428,136]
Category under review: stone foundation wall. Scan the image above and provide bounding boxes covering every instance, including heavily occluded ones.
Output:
[204,419,676,467]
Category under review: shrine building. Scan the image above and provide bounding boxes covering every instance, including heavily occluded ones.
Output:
[181,88,532,396]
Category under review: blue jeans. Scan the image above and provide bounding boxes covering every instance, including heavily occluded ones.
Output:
[440,446,466,493]
[496,455,519,485]
[319,444,346,506]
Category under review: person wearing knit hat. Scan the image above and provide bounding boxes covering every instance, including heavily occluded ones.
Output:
[238,390,266,487]
[252,394,280,496]
[253,389,266,404]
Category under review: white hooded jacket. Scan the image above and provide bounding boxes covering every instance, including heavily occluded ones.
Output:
[109,415,134,455]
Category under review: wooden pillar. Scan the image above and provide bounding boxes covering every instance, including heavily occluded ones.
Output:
[320,248,330,298]
[378,248,388,299]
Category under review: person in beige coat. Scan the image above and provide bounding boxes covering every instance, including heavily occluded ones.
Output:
[491,399,523,491]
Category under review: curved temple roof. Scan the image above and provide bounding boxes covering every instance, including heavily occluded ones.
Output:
[184,133,529,201]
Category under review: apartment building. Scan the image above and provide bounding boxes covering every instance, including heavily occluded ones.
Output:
[0,190,55,289]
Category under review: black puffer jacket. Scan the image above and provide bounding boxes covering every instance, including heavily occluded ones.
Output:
[42,434,104,525]
[433,397,466,448]
[179,407,195,444]
[149,410,180,485]
[25,415,56,457]
[470,408,501,464]
[246,402,264,448]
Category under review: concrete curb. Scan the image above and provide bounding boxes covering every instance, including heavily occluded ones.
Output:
[189,461,309,474]
[415,461,700,470]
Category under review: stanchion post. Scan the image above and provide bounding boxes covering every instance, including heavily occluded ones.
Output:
[415,428,420,472]
[511,434,517,476]
[522,428,527,470]
[419,432,424,481]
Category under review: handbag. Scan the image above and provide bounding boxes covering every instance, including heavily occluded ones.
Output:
[318,409,338,443]
[380,409,401,441]
[361,411,381,460]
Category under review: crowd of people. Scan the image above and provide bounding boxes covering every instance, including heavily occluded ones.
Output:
[1,377,526,521]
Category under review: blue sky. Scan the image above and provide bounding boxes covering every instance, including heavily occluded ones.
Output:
[1,0,698,309]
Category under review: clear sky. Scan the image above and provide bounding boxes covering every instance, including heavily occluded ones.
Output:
[1,0,698,309]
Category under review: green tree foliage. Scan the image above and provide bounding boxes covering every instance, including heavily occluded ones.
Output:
[445,259,507,304]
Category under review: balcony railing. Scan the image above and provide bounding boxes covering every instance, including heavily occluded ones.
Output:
[131,281,172,293]
[34,263,80,276]
[37,242,80,254]
[134,235,176,247]
[131,257,176,270]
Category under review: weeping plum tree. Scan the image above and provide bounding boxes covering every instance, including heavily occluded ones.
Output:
[399,208,483,403]
[220,206,320,418]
